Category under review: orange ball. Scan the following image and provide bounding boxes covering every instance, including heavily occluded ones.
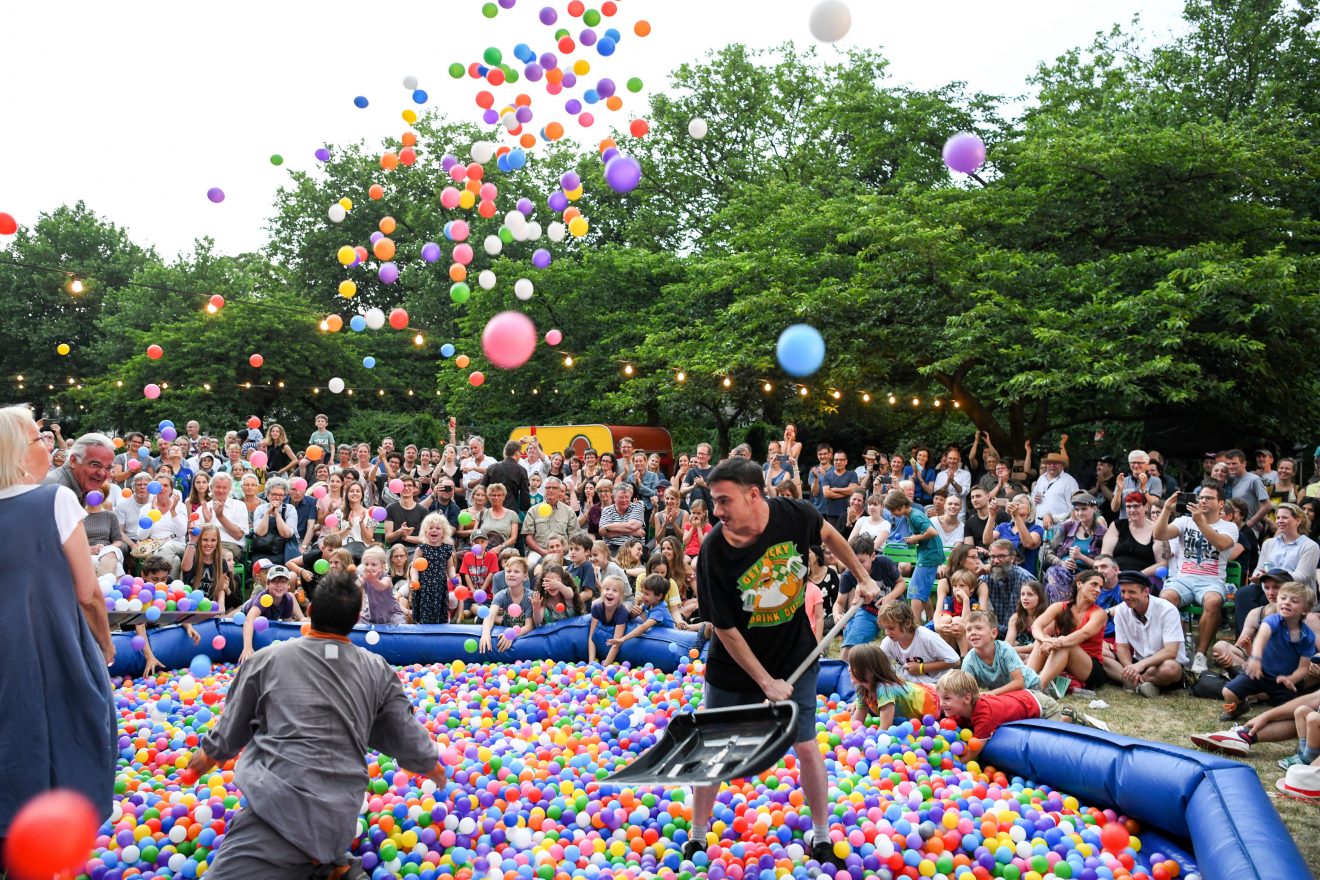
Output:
[634,19,651,36]
[605,95,623,111]
[545,121,565,141]
[380,151,399,170]
[306,446,324,461]
[401,132,417,147]
[373,237,396,260]
[599,137,617,154]
[449,263,468,282]
[325,314,343,332]
[519,133,537,148]
[563,206,582,223]
[368,184,384,200]
[379,216,397,235]
[413,558,429,571]
[455,355,471,369]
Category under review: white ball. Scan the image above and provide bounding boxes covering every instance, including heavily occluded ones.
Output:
[365,307,385,330]
[128,598,143,612]
[504,210,525,227]
[471,141,496,164]
[458,816,477,835]
[525,221,543,240]
[514,278,534,301]
[484,235,503,256]
[328,377,345,394]
[547,221,566,242]
[195,805,213,825]
[511,223,529,242]
[328,204,347,224]
[403,75,419,90]
[478,270,497,290]
[365,629,381,645]
[122,845,141,865]
[809,0,852,42]
[111,802,123,823]
[115,597,129,612]
[502,110,519,131]
[169,825,188,844]
[688,117,708,140]
[178,675,196,691]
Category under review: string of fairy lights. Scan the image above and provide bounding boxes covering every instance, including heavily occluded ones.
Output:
[4,257,965,411]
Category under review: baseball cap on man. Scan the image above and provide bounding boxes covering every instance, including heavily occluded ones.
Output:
[265,565,292,580]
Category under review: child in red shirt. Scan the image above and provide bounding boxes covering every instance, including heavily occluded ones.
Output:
[937,670,1061,739]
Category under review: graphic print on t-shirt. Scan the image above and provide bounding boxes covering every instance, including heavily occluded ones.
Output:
[735,541,807,626]
[1176,524,1224,577]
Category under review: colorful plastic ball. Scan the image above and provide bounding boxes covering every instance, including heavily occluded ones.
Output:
[689,117,709,139]
[354,95,369,108]
[206,187,225,203]
[1156,566,1169,578]
[455,354,471,369]
[1100,823,1130,854]
[249,353,264,368]
[604,155,641,192]
[514,278,534,301]
[85,490,104,507]
[627,76,643,92]
[370,506,387,522]
[365,629,381,645]
[457,511,474,526]
[4,790,101,880]
[147,344,164,360]
[388,478,404,494]
[464,637,479,653]
[362,356,376,369]
[56,342,71,355]
[421,241,441,263]
[469,371,486,387]
[776,324,826,377]
[249,451,268,470]
[315,147,331,162]
[450,282,471,304]
[532,248,552,269]
[143,383,161,400]
[349,315,367,332]
[269,154,284,166]
[440,343,455,358]
[212,635,226,650]
[0,212,17,235]
[809,0,852,41]
[328,377,346,394]
[943,131,987,174]
[188,654,211,677]
[482,312,537,369]
[313,559,330,575]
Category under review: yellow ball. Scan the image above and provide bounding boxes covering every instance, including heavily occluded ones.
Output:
[918,859,937,877]
[148,509,162,522]
[573,59,591,75]
[458,190,477,210]
[832,840,850,859]
[403,109,418,124]
[537,503,553,517]
[338,280,357,298]
[338,197,353,211]
[56,343,70,355]
[565,185,584,202]
[337,245,356,266]
[568,217,589,237]
[260,593,273,607]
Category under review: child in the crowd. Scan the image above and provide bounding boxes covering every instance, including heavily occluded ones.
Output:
[660,535,698,617]
[359,546,405,625]
[1005,579,1048,659]
[609,574,675,650]
[533,564,582,626]
[804,576,825,641]
[410,513,456,624]
[387,543,410,582]
[238,565,304,662]
[528,471,545,507]
[835,534,905,662]
[636,552,681,621]
[308,412,336,462]
[588,575,630,665]
[327,548,353,576]
[1280,703,1320,770]
[878,600,960,685]
[180,524,232,612]
[592,539,631,602]
[961,610,1042,694]
[481,556,532,652]
[616,538,647,581]
[566,532,599,605]
[682,499,712,563]
[883,488,943,624]
[459,530,501,620]
[848,642,942,728]
[1222,581,1315,721]
[136,555,201,676]
[287,533,345,607]
[1213,575,1281,674]
[937,669,1062,740]
[933,568,989,655]
[186,573,445,880]
[533,534,568,579]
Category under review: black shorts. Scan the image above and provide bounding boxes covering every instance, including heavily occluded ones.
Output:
[705,663,819,744]
[1225,671,1296,705]
[1081,655,1107,690]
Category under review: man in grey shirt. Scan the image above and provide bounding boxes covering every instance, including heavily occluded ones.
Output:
[1109,450,1164,520]
[186,574,445,878]
[1224,448,1272,534]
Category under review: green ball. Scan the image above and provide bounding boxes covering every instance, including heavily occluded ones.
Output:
[502,65,519,84]
[464,636,477,652]
[313,559,329,575]
[583,8,601,26]
[554,28,570,40]
[269,154,284,166]
[483,46,502,66]
[450,282,471,304]
[498,225,514,243]
[449,62,465,79]
[458,511,474,526]
[626,77,643,93]
[481,1,498,16]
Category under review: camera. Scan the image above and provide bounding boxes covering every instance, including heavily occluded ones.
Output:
[1176,491,1198,514]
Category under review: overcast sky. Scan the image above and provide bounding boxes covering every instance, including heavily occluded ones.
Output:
[0,1,1188,259]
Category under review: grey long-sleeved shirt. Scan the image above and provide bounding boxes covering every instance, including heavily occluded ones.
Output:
[200,633,439,862]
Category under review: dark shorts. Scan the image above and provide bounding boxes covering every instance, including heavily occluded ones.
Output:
[1225,671,1297,705]
[1080,654,1107,691]
[705,663,819,744]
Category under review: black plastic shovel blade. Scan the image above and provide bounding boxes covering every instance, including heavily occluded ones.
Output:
[602,701,800,787]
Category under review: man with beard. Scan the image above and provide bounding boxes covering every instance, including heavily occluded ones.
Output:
[980,538,1038,639]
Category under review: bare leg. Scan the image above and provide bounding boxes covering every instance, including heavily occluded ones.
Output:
[1145,660,1184,687]
[1196,593,1223,656]
[691,784,716,845]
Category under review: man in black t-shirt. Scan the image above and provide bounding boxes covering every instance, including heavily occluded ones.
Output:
[964,486,1010,550]
[680,443,715,510]
[385,477,428,547]
[689,458,877,868]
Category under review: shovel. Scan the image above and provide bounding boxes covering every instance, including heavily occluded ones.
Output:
[601,604,859,787]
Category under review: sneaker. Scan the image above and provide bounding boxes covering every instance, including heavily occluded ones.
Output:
[1191,652,1208,675]
[1219,701,1246,722]
[682,836,706,862]
[1136,682,1160,699]
[1189,728,1250,756]
[804,829,842,868]
[1279,753,1306,771]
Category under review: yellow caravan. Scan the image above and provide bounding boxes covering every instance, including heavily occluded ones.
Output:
[508,425,675,473]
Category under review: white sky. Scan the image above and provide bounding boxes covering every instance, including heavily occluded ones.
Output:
[0,0,1187,259]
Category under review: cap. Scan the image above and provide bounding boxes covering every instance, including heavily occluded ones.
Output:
[1204,451,1218,460]
[1261,567,1292,584]
[1042,452,1067,465]
[1256,449,1274,457]
[265,565,292,580]
[1070,491,1097,505]
[1096,455,1116,466]
[1116,570,1152,589]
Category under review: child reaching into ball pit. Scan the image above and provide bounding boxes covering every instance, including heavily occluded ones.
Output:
[877,600,960,685]
[134,555,200,677]
[481,556,532,652]
[185,572,447,880]
[588,575,630,665]
[237,564,303,663]
[459,530,500,619]
[937,669,1062,739]
[847,641,942,728]
[961,609,1042,694]
[609,574,675,651]
[358,545,405,625]
[532,563,582,626]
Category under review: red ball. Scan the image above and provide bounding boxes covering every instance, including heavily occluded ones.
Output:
[147,344,163,360]
[629,118,650,138]
[247,416,261,429]
[0,212,17,235]
[4,790,100,880]
[248,353,264,368]
[1100,821,1130,853]
[388,308,409,330]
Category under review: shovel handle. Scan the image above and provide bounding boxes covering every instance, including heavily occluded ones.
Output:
[785,603,861,687]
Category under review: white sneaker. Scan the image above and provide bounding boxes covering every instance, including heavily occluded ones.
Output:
[1191,653,1208,675]
[1189,728,1250,756]
[1136,682,1159,698]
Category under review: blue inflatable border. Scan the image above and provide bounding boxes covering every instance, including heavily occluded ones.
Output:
[981,720,1309,880]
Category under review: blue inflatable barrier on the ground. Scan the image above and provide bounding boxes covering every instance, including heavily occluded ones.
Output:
[980,719,1309,880]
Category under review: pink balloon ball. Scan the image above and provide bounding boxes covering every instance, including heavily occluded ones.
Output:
[482,311,537,369]
[545,329,563,346]
[249,451,268,469]
[449,220,469,241]
[291,478,308,492]
[440,187,461,209]
[479,183,498,201]
[388,478,404,494]
[452,243,474,265]
[144,383,161,399]
[324,514,340,529]
[509,603,522,617]
[312,485,327,499]
[449,164,468,182]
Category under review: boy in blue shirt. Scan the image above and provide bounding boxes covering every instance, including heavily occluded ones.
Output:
[884,489,943,625]
[1221,580,1314,721]
[961,610,1042,693]
[609,574,673,650]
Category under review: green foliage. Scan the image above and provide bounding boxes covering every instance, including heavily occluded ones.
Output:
[339,410,447,451]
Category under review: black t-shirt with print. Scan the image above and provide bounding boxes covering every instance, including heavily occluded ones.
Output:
[697,497,822,693]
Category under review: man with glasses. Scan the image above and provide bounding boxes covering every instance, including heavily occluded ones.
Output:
[44,433,115,503]
[981,538,1037,639]
[821,450,859,532]
[681,443,715,510]
[1110,450,1163,520]
[426,479,462,530]
[1154,481,1239,674]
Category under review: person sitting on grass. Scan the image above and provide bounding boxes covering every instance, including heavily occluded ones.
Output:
[588,575,630,665]
[834,533,904,662]
[937,669,1062,741]
[1219,580,1314,722]
[1210,571,1300,675]
[1004,578,1048,659]
[480,556,532,653]
[608,574,674,652]
[1102,569,1187,697]
[185,572,446,880]
[877,600,959,686]
[848,642,942,728]
[961,610,1041,695]
[883,488,943,624]
[1028,568,1109,697]
[933,566,988,656]
[1191,689,1320,757]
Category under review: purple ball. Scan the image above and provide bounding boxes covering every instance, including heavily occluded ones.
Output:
[560,171,581,190]
[524,63,544,82]
[421,241,442,263]
[314,147,330,162]
[516,106,533,123]
[548,191,569,212]
[516,197,534,216]
[532,248,552,269]
[378,262,399,284]
[538,6,557,24]
[604,155,642,193]
[539,52,558,70]
[600,146,620,164]
[369,231,384,245]
[498,0,515,7]
[253,615,269,632]
[580,28,597,46]
[943,131,987,174]
[206,187,225,204]
[565,98,582,114]
[597,78,616,98]
[561,72,577,88]
[482,109,500,125]
[160,426,178,442]
[441,154,458,171]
